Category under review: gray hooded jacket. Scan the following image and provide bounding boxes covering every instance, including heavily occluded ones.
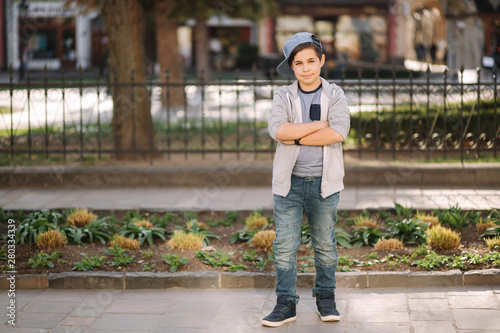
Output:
[268,77,351,198]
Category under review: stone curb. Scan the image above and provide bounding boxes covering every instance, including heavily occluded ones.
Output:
[2,164,500,188]
[2,269,499,290]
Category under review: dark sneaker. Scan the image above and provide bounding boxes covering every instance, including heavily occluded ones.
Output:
[316,291,340,322]
[261,296,297,327]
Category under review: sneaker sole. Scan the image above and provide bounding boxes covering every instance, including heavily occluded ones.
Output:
[261,316,297,327]
[319,314,341,322]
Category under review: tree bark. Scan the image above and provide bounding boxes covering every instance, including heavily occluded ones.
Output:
[102,0,153,161]
[195,16,211,81]
[154,0,184,107]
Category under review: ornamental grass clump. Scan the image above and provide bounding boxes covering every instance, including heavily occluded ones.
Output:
[185,219,208,230]
[110,234,140,250]
[36,230,67,249]
[134,220,153,229]
[354,215,378,229]
[415,211,440,228]
[66,208,96,228]
[425,225,461,251]
[245,211,269,230]
[374,238,403,250]
[252,230,275,251]
[477,219,497,234]
[484,236,500,251]
[167,231,204,250]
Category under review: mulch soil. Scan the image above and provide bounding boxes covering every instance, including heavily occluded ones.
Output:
[2,209,497,275]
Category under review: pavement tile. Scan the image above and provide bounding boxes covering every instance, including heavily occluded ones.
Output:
[21,300,79,314]
[51,326,88,333]
[344,323,411,332]
[14,312,66,329]
[158,310,218,328]
[214,311,262,326]
[89,313,162,331]
[0,328,50,333]
[408,298,449,312]
[32,289,91,303]
[411,321,456,333]
[105,297,174,314]
[453,309,500,330]
[228,288,272,299]
[219,298,265,313]
[288,322,344,332]
[153,329,208,333]
[58,316,97,326]
[409,310,453,321]
[348,297,407,312]
[15,290,43,301]
[446,286,494,295]
[407,288,447,299]
[346,310,410,323]
[448,295,498,309]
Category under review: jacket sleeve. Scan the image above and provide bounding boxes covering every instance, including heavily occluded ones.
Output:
[328,87,350,140]
[268,90,290,141]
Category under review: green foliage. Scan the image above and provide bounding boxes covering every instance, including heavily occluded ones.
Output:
[161,253,188,272]
[207,211,239,227]
[105,243,134,267]
[28,250,62,268]
[230,225,263,244]
[72,253,106,271]
[62,217,115,245]
[194,250,233,267]
[436,205,469,231]
[141,262,156,272]
[0,244,7,260]
[182,220,219,247]
[118,222,166,246]
[142,251,154,259]
[228,264,248,272]
[351,227,383,247]
[386,218,427,245]
[377,210,392,220]
[366,252,378,260]
[17,210,63,244]
[184,211,199,221]
[411,251,449,270]
[239,250,274,271]
[300,225,352,249]
[394,203,413,219]
[0,208,22,224]
[413,244,429,256]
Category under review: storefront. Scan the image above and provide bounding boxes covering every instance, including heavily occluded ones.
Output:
[6,0,97,71]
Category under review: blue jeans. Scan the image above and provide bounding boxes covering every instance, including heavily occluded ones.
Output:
[273,175,339,304]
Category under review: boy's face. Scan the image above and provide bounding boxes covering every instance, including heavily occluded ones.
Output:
[291,48,325,91]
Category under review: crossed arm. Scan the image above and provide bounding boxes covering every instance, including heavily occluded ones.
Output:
[276,121,345,146]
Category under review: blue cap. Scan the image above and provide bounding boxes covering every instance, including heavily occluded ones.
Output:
[276,32,323,77]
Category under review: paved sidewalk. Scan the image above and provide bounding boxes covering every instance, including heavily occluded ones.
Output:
[2,286,500,332]
[1,187,499,211]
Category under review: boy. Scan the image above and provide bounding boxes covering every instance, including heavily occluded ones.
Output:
[262,32,350,327]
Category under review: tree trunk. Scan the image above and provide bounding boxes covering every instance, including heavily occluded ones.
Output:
[195,17,211,81]
[154,0,184,107]
[102,0,153,161]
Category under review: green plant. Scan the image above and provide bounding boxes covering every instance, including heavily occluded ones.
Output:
[239,250,274,271]
[386,218,427,245]
[438,205,469,231]
[28,250,62,268]
[230,227,261,244]
[184,211,199,221]
[0,244,7,260]
[394,202,413,219]
[335,228,353,249]
[354,214,378,229]
[182,220,219,247]
[411,251,449,270]
[142,251,154,259]
[338,255,358,267]
[117,220,166,246]
[413,244,429,256]
[377,210,392,220]
[351,227,383,247]
[161,253,189,272]
[206,211,239,227]
[194,250,233,267]
[17,210,63,244]
[62,217,115,245]
[425,225,461,251]
[105,243,135,267]
[228,264,248,272]
[480,225,500,238]
[72,253,106,271]
[141,262,156,272]
[36,229,67,249]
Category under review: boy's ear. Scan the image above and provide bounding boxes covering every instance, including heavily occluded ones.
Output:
[320,54,326,67]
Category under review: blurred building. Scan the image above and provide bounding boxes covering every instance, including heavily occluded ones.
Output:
[4,0,100,72]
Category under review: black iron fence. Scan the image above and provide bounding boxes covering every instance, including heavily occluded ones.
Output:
[0,66,498,165]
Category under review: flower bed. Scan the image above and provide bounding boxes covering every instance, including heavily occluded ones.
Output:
[1,204,499,276]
